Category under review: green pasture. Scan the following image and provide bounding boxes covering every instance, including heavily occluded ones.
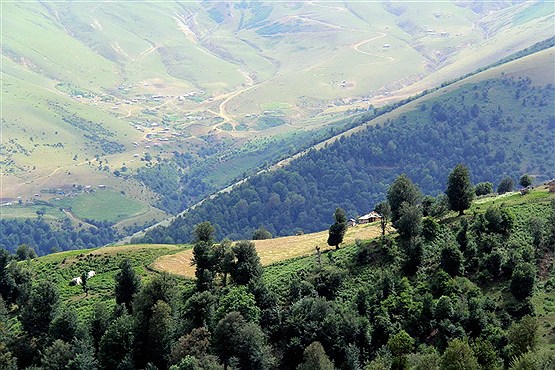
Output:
[53,190,149,223]
[27,244,192,318]
[0,204,65,220]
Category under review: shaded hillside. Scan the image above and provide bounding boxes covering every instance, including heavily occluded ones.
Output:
[140,57,555,243]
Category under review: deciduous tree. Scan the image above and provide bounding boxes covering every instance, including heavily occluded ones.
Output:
[497,177,515,194]
[375,201,391,237]
[519,174,533,188]
[252,226,272,240]
[508,315,538,358]
[327,208,348,250]
[387,174,421,222]
[446,164,474,215]
[440,339,478,370]
[475,182,493,196]
[510,263,535,301]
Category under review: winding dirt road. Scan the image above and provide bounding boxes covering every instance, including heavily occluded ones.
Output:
[352,33,395,62]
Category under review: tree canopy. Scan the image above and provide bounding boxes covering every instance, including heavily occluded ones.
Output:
[446,164,474,215]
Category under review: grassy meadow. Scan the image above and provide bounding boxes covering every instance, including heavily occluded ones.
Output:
[27,244,191,318]
[52,189,149,223]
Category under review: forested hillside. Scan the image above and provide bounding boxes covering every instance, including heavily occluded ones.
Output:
[139,72,555,243]
[0,219,119,256]
[1,177,554,369]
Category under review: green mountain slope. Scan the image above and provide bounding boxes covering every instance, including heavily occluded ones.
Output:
[2,1,553,227]
[3,183,554,369]
[138,46,555,243]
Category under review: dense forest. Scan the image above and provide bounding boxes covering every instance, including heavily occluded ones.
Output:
[139,76,555,243]
[134,130,334,215]
[0,219,118,256]
[1,169,554,369]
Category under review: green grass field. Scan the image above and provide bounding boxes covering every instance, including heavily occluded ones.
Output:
[27,244,192,318]
[52,189,149,223]
[0,204,66,220]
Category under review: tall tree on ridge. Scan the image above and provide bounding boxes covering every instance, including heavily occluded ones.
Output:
[192,222,216,292]
[115,259,140,313]
[327,208,348,250]
[387,174,421,223]
[446,164,474,216]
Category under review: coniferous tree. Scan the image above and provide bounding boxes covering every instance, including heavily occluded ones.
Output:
[115,259,140,312]
[133,273,177,368]
[81,271,88,296]
[297,341,335,370]
[395,202,422,242]
[49,306,79,342]
[41,339,74,370]
[440,244,464,277]
[192,222,216,292]
[147,300,174,370]
[98,314,136,370]
[446,164,474,216]
[68,339,99,370]
[89,302,110,350]
[0,250,15,304]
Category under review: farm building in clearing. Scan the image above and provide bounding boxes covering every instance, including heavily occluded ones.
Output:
[358,211,382,224]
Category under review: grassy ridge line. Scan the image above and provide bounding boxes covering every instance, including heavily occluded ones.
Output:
[119,39,555,244]
[151,221,382,277]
